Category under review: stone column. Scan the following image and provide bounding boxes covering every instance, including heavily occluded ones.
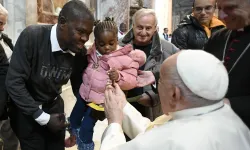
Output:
[154,0,173,33]
[3,0,26,43]
[26,0,37,26]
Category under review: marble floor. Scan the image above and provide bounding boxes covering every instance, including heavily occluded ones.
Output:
[61,83,108,150]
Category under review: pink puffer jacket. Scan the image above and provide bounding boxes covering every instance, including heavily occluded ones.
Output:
[79,44,146,104]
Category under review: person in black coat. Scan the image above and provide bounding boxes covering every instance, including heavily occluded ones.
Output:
[5,1,94,149]
[204,0,250,128]
[0,3,19,150]
[171,0,225,49]
[0,34,12,119]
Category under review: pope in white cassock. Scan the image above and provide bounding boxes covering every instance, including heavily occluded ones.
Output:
[100,50,250,150]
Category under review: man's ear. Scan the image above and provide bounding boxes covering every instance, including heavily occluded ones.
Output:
[58,16,67,29]
[192,7,195,14]
[169,86,181,109]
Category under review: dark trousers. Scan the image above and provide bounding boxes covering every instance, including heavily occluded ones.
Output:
[70,94,97,144]
[8,96,65,150]
[0,65,8,120]
[0,119,19,150]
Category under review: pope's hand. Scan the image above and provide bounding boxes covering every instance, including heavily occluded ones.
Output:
[104,83,127,125]
[137,70,155,87]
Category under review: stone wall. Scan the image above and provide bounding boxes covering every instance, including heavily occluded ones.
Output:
[172,0,193,31]
[96,0,130,30]
[3,0,26,43]
[154,0,172,34]
[143,0,153,8]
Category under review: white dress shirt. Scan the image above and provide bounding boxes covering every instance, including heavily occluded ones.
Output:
[118,30,125,40]
[0,38,12,62]
[100,101,250,150]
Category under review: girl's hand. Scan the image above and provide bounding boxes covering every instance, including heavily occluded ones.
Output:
[108,68,119,82]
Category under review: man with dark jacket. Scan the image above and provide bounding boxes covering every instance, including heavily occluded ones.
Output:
[0,4,19,150]
[5,1,94,149]
[204,0,250,129]
[171,0,225,49]
[120,8,179,120]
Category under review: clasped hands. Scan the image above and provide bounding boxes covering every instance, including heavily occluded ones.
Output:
[104,70,156,124]
[106,69,156,108]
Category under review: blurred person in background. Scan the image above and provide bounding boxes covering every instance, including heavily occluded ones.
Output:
[204,0,250,129]
[172,0,225,49]
[0,3,19,150]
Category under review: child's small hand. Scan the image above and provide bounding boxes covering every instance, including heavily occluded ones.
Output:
[108,68,119,82]
[64,135,76,147]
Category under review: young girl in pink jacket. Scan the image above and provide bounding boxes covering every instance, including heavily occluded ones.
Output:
[65,17,150,150]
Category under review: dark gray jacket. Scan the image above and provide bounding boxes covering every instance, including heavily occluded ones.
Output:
[119,29,179,109]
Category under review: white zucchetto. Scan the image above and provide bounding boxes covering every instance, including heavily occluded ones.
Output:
[176,50,228,100]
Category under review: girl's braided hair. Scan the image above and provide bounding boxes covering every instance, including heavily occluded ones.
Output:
[94,17,118,38]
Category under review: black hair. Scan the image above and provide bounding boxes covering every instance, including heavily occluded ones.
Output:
[94,17,118,39]
[58,0,94,24]
[164,28,168,30]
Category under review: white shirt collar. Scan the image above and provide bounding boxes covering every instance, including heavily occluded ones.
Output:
[50,24,74,55]
[170,101,224,120]
[50,24,62,52]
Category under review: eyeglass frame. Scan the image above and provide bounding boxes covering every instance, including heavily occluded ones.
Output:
[193,5,215,14]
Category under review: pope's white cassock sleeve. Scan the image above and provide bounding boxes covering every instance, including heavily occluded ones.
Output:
[100,103,151,150]
[100,102,250,150]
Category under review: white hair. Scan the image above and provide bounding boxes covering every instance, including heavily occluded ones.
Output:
[167,65,219,108]
[132,8,158,26]
[0,4,8,16]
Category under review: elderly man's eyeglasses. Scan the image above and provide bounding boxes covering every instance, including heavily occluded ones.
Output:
[194,6,214,14]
